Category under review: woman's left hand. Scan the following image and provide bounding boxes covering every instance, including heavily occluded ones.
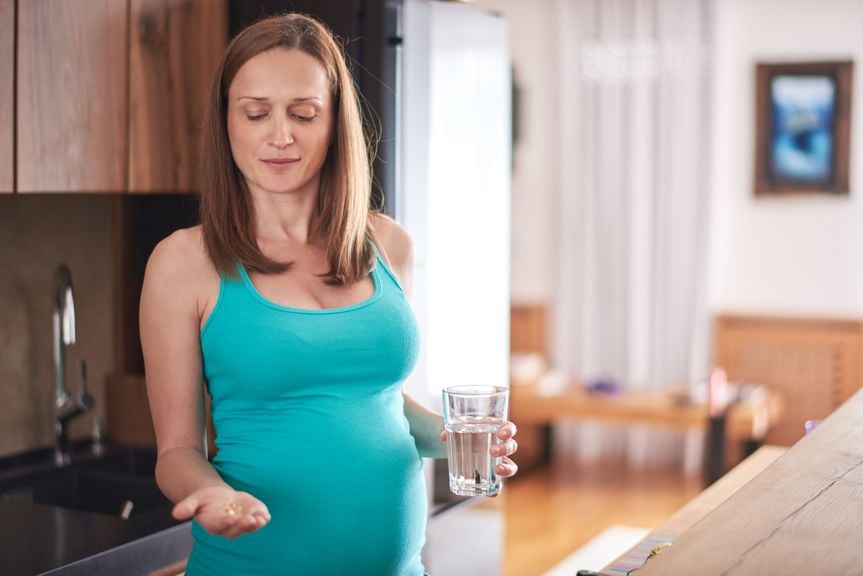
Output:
[439,421,519,479]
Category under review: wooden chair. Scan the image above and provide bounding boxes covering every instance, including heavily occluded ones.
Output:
[713,314,863,446]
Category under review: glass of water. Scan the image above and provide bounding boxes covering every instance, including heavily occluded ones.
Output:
[442,385,510,496]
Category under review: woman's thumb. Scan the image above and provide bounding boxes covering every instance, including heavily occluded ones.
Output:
[172,494,199,520]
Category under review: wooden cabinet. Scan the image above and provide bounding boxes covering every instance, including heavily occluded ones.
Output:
[17,0,128,193]
[129,0,226,193]
[0,0,14,193]
[14,0,226,194]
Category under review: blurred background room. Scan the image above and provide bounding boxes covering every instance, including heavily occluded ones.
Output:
[1,0,862,575]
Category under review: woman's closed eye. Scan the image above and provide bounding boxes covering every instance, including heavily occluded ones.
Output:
[289,103,318,123]
[243,105,318,123]
[245,112,315,123]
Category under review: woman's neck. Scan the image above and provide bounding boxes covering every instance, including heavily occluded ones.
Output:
[249,186,321,246]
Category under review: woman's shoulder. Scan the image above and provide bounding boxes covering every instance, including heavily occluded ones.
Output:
[369,213,413,271]
[146,225,217,285]
[369,213,413,294]
[149,225,204,264]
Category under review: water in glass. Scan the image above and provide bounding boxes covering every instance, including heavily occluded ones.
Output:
[446,415,505,496]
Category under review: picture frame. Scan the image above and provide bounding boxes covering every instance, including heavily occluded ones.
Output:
[754,60,853,196]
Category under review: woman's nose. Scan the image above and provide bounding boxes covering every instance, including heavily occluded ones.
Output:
[270,118,294,148]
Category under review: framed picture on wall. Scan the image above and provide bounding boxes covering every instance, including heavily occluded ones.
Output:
[754,60,853,196]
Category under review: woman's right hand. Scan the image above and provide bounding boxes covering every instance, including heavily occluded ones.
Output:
[172,485,271,539]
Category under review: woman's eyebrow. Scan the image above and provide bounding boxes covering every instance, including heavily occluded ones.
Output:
[235,96,324,103]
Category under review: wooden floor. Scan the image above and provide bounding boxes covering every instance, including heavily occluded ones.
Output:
[482,461,704,576]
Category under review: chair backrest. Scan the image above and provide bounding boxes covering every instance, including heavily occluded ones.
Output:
[713,314,863,445]
[510,304,548,357]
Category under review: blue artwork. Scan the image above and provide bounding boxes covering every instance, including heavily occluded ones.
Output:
[770,74,836,183]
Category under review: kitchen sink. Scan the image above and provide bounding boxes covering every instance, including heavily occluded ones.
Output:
[0,444,172,519]
[24,467,169,517]
[77,446,158,477]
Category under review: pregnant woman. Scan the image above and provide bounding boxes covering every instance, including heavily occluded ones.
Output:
[140,13,518,575]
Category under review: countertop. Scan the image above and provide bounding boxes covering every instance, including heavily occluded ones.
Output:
[603,445,787,574]
[627,387,863,575]
[0,443,188,576]
[2,499,186,576]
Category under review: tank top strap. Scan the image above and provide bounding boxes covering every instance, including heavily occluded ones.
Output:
[200,264,246,339]
[369,238,407,294]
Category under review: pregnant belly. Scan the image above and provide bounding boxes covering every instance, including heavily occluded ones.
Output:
[204,424,428,574]
[214,427,423,505]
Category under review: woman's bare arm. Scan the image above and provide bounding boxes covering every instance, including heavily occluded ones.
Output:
[140,228,269,536]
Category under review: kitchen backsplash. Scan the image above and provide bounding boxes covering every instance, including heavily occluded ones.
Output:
[0,195,114,457]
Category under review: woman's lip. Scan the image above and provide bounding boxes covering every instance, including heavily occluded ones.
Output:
[261,158,299,164]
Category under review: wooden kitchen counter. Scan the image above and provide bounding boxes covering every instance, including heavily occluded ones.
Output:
[606,387,863,575]
[602,445,786,574]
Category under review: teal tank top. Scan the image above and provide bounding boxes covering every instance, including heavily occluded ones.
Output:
[187,248,426,576]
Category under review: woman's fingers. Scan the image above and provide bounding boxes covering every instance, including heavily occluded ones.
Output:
[496,456,518,478]
[253,513,269,526]
[201,506,266,538]
[237,492,271,522]
[491,438,518,457]
[497,421,518,440]
[492,421,518,479]
[221,513,262,539]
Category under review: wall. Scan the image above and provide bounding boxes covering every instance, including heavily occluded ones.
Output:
[0,196,114,457]
[472,0,557,305]
[477,0,863,320]
[709,0,863,317]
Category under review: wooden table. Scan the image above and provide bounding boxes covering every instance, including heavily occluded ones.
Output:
[607,387,863,575]
[510,381,784,472]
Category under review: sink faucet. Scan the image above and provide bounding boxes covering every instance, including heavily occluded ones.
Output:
[53,264,76,409]
[55,360,95,466]
[53,264,94,467]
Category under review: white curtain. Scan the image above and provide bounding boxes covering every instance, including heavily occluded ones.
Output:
[551,0,714,471]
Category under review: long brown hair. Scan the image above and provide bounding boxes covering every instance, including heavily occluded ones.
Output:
[199,13,376,285]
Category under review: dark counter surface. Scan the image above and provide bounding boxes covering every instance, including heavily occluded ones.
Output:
[1,499,184,576]
[0,443,187,576]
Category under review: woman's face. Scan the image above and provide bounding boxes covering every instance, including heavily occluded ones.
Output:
[227,48,334,200]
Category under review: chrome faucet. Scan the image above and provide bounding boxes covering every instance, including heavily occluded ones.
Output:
[53,264,94,467]
[53,264,76,409]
